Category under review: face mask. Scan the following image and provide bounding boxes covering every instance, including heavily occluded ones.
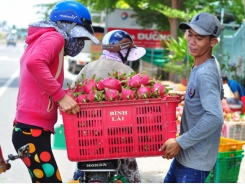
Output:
[64,37,85,57]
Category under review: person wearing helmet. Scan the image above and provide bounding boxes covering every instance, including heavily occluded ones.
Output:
[72,29,146,83]
[12,1,99,183]
[71,30,146,183]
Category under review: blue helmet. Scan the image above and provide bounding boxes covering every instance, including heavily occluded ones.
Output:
[50,0,94,34]
[102,30,139,63]
[102,30,135,52]
[102,30,133,45]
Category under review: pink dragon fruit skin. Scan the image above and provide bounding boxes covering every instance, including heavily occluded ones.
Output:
[82,78,98,94]
[139,74,150,85]
[136,85,151,99]
[97,81,104,91]
[64,88,78,101]
[73,82,84,93]
[87,93,96,102]
[100,77,122,92]
[127,77,139,88]
[121,88,135,100]
[83,83,97,94]
[74,84,84,94]
[65,83,75,96]
[77,94,87,103]
[105,88,120,101]
[151,83,166,98]
[127,73,151,88]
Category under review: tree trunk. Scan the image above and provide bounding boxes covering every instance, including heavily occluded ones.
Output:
[168,0,179,81]
[169,0,179,40]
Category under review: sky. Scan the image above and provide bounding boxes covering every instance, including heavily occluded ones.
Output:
[0,0,57,29]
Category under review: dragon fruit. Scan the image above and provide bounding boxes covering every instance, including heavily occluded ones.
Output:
[65,72,171,102]
[77,94,87,103]
[121,88,135,100]
[97,81,104,91]
[110,70,132,81]
[88,91,105,102]
[79,74,98,94]
[105,88,120,101]
[136,85,151,99]
[72,81,84,93]
[151,83,166,98]
[98,77,122,91]
[66,83,74,95]
[82,83,97,94]
[94,91,105,102]
[65,83,78,100]
[127,73,151,88]
[87,93,96,102]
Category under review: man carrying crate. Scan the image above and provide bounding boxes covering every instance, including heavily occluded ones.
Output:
[159,12,224,183]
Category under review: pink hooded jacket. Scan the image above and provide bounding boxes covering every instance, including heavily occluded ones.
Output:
[15,26,66,132]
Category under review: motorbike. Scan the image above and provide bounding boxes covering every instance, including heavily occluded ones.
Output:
[74,159,128,183]
[1,143,127,183]
[0,144,30,174]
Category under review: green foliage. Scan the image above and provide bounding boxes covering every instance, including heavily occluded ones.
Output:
[34,3,57,20]
[163,36,194,78]
[130,6,169,30]
[220,52,231,73]
[150,4,209,20]
[209,0,244,24]
[220,53,245,88]
[39,0,245,33]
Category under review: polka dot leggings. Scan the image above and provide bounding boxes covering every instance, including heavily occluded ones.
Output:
[12,124,62,183]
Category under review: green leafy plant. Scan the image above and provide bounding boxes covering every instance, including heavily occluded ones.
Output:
[221,55,245,88]
[162,36,194,79]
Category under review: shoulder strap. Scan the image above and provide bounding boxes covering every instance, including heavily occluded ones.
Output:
[47,46,64,112]
[54,46,64,79]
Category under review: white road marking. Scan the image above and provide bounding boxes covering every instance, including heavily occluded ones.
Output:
[0,69,19,98]
[0,56,19,61]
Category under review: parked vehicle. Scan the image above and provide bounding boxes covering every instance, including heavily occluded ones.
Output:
[6,34,18,46]
[67,40,91,74]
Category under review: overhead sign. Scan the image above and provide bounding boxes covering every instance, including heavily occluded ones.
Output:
[106,9,155,29]
[106,9,170,48]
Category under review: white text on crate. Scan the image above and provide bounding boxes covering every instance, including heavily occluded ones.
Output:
[110,110,127,121]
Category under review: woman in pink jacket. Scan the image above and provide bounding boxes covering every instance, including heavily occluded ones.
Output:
[12,1,99,183]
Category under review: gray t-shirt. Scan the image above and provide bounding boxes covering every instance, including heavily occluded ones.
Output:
[176,56,224,171]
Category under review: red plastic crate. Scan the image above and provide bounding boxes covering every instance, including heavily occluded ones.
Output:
[60,96,179,162]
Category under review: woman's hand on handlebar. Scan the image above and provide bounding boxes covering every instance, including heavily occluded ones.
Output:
[58,94,80,114]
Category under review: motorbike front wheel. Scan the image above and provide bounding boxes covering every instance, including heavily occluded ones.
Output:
[88,172,109,183]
